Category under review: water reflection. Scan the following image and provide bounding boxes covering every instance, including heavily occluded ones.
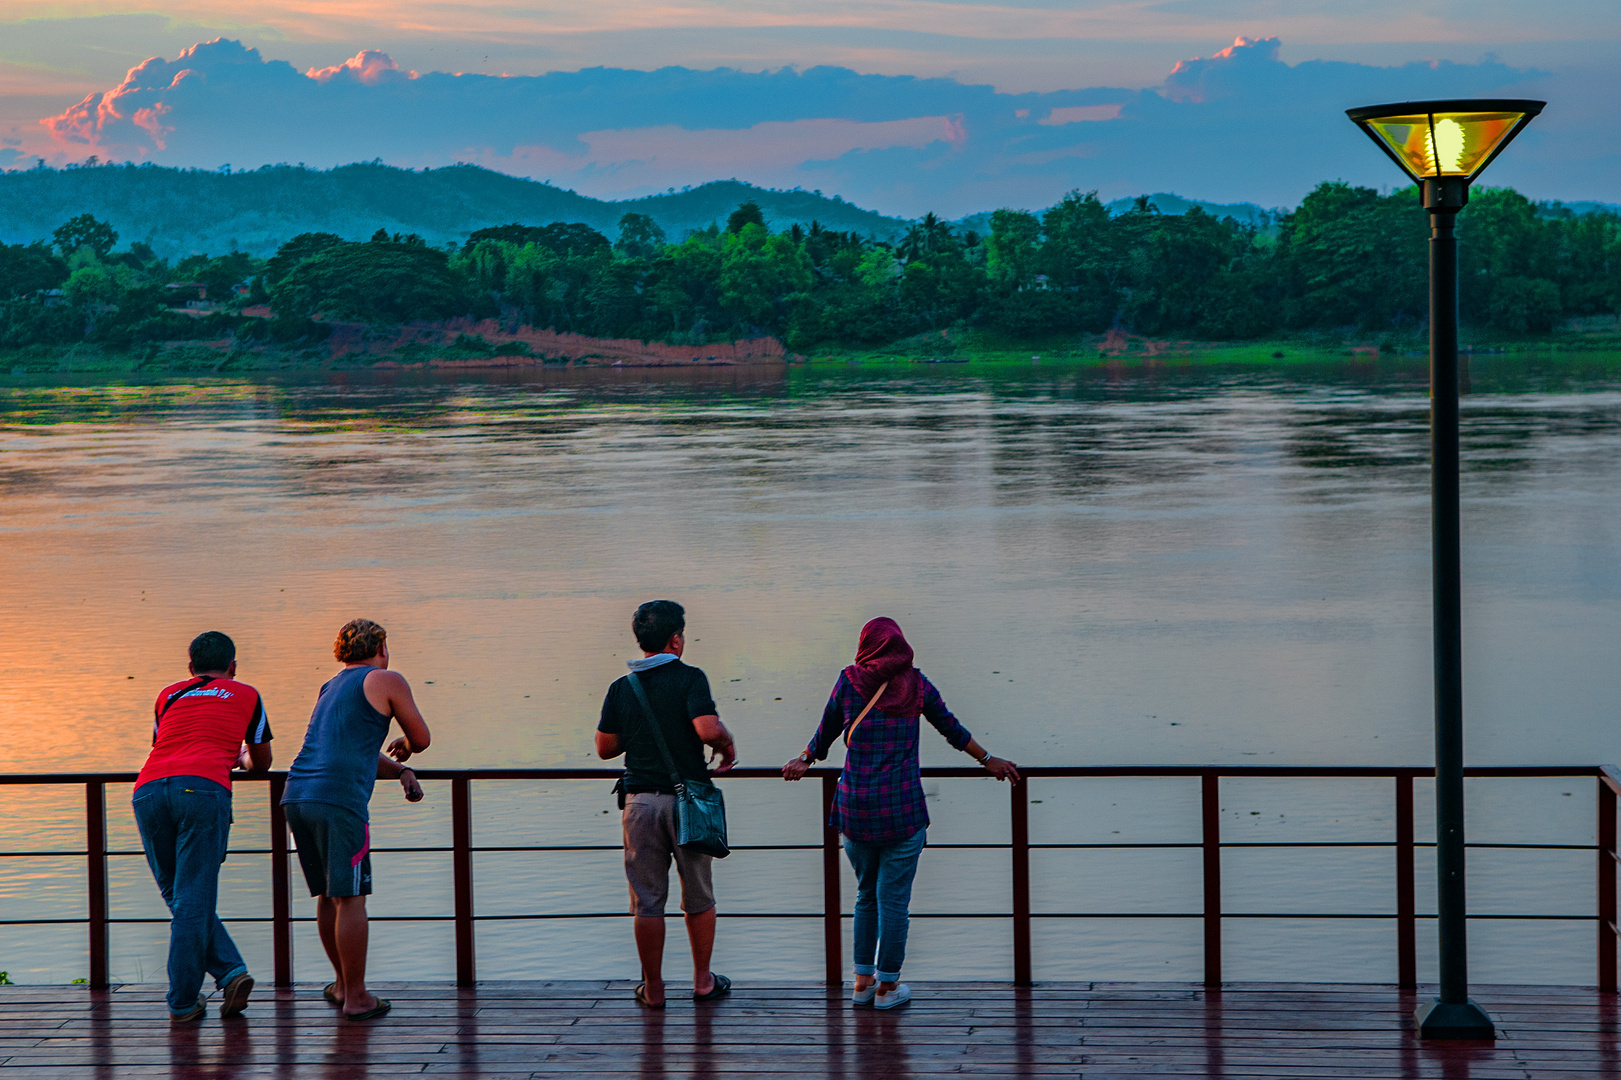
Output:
[2,362,1620,986]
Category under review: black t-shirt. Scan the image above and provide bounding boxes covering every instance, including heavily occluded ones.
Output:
[598,660,718,794]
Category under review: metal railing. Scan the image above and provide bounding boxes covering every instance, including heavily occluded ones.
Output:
[3,765,1619,990]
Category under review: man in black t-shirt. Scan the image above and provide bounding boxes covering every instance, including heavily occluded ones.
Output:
[596,600,737,1008]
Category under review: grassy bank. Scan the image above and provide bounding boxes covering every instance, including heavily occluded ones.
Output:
[4,325,1621,385]
[804,323,1621,366]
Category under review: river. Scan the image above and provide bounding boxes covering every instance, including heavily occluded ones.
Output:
[1,356,1618,986]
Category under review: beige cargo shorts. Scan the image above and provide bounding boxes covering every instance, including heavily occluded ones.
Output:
[622,791,716,916]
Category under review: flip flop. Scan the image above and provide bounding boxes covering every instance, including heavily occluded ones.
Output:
[693,973,731,1003]
[322,983,343,1007]
[634,983,665,1009]
[344,999,392,1022]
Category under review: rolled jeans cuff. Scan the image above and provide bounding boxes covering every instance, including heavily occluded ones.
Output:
[853,963,876,976]
[876,968,902,982]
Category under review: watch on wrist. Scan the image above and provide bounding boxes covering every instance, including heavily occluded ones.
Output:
[799,751,814,765]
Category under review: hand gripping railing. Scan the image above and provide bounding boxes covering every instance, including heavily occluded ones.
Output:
[3,764,1619,990]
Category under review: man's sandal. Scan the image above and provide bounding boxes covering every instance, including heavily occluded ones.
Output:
[693,973,731,1002]
[634,983,665,1009]
[344,999,392,1022]
[322,983,343,1007]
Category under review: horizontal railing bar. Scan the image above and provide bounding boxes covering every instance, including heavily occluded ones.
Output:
[463,844,825,853]
[1458,836,1595,843]
[1217,842,1598,851]
[1220,842,1394,849]
[4,839,1601,859]
[0,919,94,925]
[951,912,1602,921]
[1030,836,1199,843]
[1,843,1602,868]
[0,841,1603,860]
[2,765,1613,785]
[2,909,1603,929]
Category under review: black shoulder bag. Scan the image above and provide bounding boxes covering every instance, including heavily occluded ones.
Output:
[624,672,730,859]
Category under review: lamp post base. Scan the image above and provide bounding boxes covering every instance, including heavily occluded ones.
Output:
[1415,998,1496,1040]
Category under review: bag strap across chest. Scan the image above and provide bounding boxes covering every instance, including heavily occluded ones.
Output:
[625,672,692,794]
[842,680,889,746]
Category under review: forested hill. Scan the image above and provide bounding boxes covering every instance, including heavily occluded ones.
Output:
[0,163,913,258]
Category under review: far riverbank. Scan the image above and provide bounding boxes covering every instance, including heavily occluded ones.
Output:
[3,324,1620,388]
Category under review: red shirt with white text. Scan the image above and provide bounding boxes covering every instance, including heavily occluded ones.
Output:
[135,677,272,792]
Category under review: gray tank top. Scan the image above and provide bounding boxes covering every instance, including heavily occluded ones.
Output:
[281,666,391,821]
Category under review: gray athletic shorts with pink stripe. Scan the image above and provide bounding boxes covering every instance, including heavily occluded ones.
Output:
[284,801,372,897]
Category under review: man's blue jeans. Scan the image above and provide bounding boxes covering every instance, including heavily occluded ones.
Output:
[843,827,926,982]
[131,776,248,1015]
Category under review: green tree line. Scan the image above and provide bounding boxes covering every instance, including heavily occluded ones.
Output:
[3,183,1617,353]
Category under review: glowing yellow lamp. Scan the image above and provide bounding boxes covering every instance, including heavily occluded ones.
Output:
[1346,99,1543,182]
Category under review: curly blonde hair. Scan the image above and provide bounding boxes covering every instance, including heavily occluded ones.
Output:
[334,619,387,663]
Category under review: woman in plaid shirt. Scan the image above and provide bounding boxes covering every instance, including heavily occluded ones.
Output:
[783,617,1018,1009]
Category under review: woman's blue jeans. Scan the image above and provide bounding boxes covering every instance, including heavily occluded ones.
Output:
[843,827,926,982]
[131,776,248,1015]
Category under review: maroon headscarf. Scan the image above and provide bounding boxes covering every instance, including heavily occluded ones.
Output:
[844,617,924,717]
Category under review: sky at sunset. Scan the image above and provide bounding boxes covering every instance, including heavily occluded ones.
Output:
[1,1,1617,217]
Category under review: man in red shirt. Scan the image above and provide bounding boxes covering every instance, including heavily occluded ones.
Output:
[133,631,273,1023]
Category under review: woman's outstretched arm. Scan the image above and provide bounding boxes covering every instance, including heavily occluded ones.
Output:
[922,676,1020,782]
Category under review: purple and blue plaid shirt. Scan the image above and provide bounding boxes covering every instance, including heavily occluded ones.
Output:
[806,669,974,843]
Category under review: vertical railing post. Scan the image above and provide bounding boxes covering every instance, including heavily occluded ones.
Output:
[452,775,476,987]
[822,773,841,987]
[1201,772,1221,988]
[1011,776,1032,987]
[1599,776,1616,994]
[85,781,109,990]
[269,774,292,987]
[1397,774,1417,990]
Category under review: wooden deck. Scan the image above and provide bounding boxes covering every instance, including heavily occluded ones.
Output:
[1,981,1619,1078]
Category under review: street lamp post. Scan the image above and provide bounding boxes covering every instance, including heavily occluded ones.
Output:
[1346,99,1544,1041]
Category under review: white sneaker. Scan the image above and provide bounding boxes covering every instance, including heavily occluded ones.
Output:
[874,984,910,1010]
[851,983,877,1006]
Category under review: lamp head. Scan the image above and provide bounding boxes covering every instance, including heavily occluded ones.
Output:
[1346,99,1544,185]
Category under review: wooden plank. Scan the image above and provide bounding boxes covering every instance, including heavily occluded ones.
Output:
[7,981,1621,1078]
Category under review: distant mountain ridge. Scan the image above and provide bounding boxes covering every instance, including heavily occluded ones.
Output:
[0,163,913,258]
[0,162,1614,259]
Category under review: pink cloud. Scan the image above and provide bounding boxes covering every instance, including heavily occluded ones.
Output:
[41,39,289,155]
[132,104,174,151]
[307,50,417,84]
[1164,36,1281,103]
